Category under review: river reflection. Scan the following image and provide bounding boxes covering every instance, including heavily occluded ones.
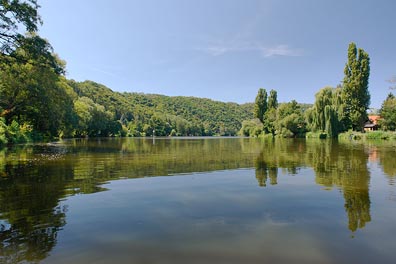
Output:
[253,140,372,232]
[0,138,395,263]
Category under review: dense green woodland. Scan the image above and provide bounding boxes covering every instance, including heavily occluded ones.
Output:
[0,72,255,143]
[0,1,256,145]
[69,80,254,137]
[1,1,395,145]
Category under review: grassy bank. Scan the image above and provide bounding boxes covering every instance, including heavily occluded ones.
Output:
[304,130,396,141]
[338,131,396,141]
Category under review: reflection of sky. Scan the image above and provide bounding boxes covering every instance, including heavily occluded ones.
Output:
[44,169,396,264]
[0,220,11,230]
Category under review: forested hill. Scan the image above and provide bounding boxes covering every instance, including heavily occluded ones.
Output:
[69,80,254,136]
[0,0,253,142]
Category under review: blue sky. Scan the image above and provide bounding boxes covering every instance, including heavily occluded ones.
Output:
[38,0,396,108]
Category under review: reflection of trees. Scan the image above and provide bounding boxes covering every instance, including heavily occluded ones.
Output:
[253,139,306,185]
[377,146,396,185]
[306,141,371,232]
[0,138,268,262]
[254,139,372,232]
[0,205,66,263]
[0,160,69,263]
[64,138,265,189]
[255,151,278,187]
[0,137,386,262]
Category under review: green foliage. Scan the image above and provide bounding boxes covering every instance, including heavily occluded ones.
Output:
[268,89,278,109]
[261,89,280,136]
[0,53,69,137]
[0,118,8,145]
[365,131,392,140]
[275,100,307,138]
[0,4,380,144]
[379,93,396,131]
[239,119,263,137]
[0,117,32,145]
[305,86,344,138]
[263,107,277,136]
[338,130,396,141]
[70,81,254,137]
[0,0,41,54]
[342,42,370,131]
[73,96,120,137]
[305,132,327,139]
[0,53,254,142]
[338,131,363,141]
[311,87,333,131]
[254,88,267,122]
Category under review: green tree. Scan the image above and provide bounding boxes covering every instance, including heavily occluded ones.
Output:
[379,93,396,131]
[324,105,338,137]
[73,97,119,137]
[0,1,69,140]
[342,42,370,131]
[0,49,70,137]
[262,89,278,136]
[254,88,267,123]
[268,89,278,109]
[275,100,306,137]
[239,119,262,137]
[263,108,277,136]
[306,86,341,137]
[0,0,41,54]
[312,87,333,131]
[0,1,62,73]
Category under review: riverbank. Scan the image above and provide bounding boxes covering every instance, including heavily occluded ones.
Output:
[306,130,396,141]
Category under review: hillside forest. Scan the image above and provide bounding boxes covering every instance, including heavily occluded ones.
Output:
[1,1,396,145]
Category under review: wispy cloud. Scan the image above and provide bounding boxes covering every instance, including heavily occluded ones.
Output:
[261,45,303,57]
[200,42,303,58]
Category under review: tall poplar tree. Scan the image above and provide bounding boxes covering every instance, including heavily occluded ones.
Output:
[268,89,278,110]
[263,89,278,136]
[342,42,370,131]
[254,88,267,123]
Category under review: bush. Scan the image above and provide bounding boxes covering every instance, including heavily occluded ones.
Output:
[258,133,274,140]
[0,118,32,146]
[0,119,8,146]
[276,128,294,138]
[338,131,363,140]
[239,119,263,137]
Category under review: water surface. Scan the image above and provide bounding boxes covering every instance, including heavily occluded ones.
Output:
[0,138,395,263]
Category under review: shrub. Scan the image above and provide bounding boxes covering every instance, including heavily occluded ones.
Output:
[0,118,32,146]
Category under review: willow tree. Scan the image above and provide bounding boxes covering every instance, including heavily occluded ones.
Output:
[342,42,370,131]
[307,87,340,137]
[254,88,267,123]
[324,105,338,137]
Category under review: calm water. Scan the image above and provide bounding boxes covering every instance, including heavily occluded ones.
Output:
[0,137,396,263]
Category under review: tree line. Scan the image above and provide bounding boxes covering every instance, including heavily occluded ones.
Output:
[1,1,395,144]
[0,1,254,145]
[245,42,396,138]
